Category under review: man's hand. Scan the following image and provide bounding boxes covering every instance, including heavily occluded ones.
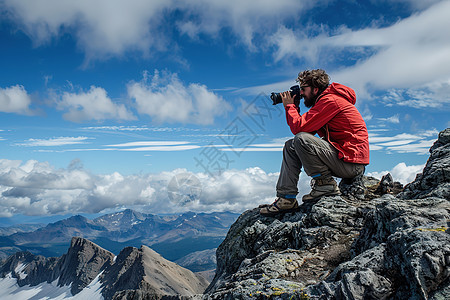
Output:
[281,91,299,108]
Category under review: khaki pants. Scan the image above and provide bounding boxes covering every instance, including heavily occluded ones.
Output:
[276,132,365,198]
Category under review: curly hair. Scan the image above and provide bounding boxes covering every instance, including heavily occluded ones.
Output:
[296,69,330,92]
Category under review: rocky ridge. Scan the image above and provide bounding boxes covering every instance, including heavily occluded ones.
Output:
[205,128,450,299]
[1,236,208,299]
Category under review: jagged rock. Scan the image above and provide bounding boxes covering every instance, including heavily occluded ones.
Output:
[0,251,59,286]
[0,237,114,293]
[339,174,369,201]
[101,245,209,299]
[205,128,450,299]
[398,128,450,200]
[176,248,217,273]
[340,173,403,202]
[205,196,381,299]
[1,237,208,300]
[58,237,115,294]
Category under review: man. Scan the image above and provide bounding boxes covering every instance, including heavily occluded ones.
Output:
[260,69,369,216]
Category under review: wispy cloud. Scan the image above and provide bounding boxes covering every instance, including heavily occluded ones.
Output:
[104,141,202,151]
[369,129,438,154]
[34,140,202,152]
[17,136,92,147]
[106,141,191,147]
[377,114,400,124]
[118,145,201,151]
[81,126,189,132]
[267,1,450,106]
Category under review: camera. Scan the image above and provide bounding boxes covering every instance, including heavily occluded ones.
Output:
[270,85,302,105]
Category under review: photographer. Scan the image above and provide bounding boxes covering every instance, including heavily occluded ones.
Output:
[260,69,369,216]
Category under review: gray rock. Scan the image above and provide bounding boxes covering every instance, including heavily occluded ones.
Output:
[205,128,450,299]
[58,237,115,294]
[0,237,114,293]
[0,251,59,286]
[176,248,217,272]
[101,245,209,300]
[398,128,450,200]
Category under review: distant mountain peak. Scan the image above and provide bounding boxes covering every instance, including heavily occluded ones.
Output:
[58,237,115,294]
[1,237,208,299]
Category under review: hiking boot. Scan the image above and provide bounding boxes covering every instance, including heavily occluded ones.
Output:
[302,177,340,202]
[259,197,299,216]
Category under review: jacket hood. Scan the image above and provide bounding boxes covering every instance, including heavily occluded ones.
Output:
[323,82,356,105]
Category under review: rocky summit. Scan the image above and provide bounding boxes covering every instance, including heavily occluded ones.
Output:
[205,128,450,299]
[0,237,209,299]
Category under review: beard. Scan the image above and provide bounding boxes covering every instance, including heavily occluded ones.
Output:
[303,92,318,108]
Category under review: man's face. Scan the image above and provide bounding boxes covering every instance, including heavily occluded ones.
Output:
[300,85,318,108]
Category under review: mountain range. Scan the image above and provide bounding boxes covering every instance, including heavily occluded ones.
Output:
[0,237,209,299]
[0,210,239,272]
[1,128,449,299]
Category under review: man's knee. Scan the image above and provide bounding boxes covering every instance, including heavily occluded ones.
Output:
[294,132,315,143]
[283,138,294,149]
[293,132,316,152]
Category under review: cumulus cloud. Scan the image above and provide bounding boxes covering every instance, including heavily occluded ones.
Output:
[3,0,170,63]
[269,1,450,105]
[175,0,313,49]
[2,0,310,63]
[0,158,314,217]
[128,70,231,125]
[0,85,34,115]
[57,86,136,122]
[367,162,425,185]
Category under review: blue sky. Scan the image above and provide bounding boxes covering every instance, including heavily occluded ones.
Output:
[0,0,449,220]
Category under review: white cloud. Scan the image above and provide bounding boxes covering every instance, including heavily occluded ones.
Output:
[3,0,312,63]
[376,114,400,124]
[369,129,438,155]
[17,136,91,147]
[388,0,443,10]
[57,86,136,122]
[128,70,231,125]
[0,158,315,217]
[380,80,450,109]
[114,145,201,152]
[106,141,190,147]
[367,162,425,185]
[176,0,315,49]
[269,1,450,105]
[221,147,282,152]
[3,0,171,63]
[0,85,34,115]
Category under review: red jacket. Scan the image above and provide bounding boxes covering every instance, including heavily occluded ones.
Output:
[285,82,370,164]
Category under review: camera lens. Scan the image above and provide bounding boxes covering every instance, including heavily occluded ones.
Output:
[270,92,282,105]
